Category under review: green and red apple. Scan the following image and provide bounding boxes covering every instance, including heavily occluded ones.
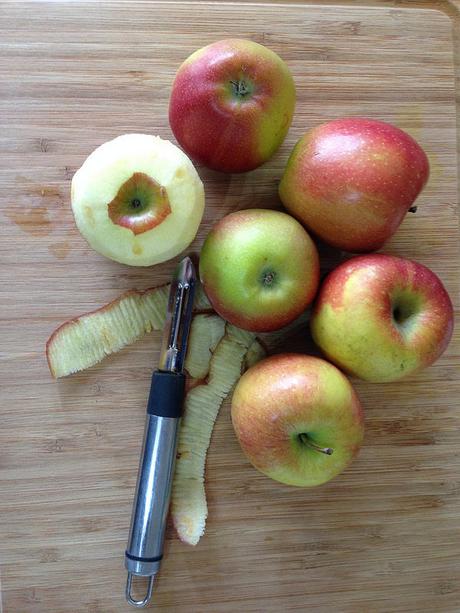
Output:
[199,209,320,332]
[71,134,205,266]
[231,354,364,487]
[311,254,454,382]
[279,118,430,252]
[169,39,296,173]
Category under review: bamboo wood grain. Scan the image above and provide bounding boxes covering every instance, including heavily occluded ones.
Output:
[0,1,459,611]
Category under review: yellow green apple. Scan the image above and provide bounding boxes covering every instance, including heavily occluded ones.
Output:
[169,39,296,173]
[311,254,454,382]
[71,134,205,266]
[231,353,364,487]
[199,209,320,332]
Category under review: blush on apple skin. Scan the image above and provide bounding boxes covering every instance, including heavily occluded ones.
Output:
[311,254,454,382]
[231,353,364,488]
[169,39,296,173]
[199,209,320,332]
[279,117,430,252]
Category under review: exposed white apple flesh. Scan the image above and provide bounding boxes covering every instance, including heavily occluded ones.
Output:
[71,134,205,266]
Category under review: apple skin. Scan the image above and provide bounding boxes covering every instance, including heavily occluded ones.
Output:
[71,134,204,266]
[231,354,364,487]
[310,254,454,382]
[199,209,320,332]
[169,39,296,173]
[279,118,430,252]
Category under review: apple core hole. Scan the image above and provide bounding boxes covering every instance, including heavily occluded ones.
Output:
[131,198,142,209]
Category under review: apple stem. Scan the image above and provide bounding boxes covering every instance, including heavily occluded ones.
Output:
[409,206,418,213]
[299,433,333,455]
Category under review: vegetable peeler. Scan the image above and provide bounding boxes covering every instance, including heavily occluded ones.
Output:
[125,256,196,608]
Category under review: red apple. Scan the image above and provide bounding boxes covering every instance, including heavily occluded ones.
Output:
[310,254,454,382]
[231,354,364,487]
[169,39,296,173]
[199,209,320,332]
[279,118,430,252]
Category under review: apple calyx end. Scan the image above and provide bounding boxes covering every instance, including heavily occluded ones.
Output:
[107,171,171,236]
[408,205,418,213]
[229,79,253,99]
[298,433,334,456]
[261,270,276,287]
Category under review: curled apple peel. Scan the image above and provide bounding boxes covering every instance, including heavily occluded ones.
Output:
[46,283,213,379]
[171,326,265,545]
[45,285,269,545]
[184,314,226,380]
[46,285,170,378]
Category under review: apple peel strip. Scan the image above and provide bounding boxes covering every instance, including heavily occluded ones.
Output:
[46,283,212,379]
[45,284,267,546]
[171,325,265,546]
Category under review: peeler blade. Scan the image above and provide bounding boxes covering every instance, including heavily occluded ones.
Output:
[158,256,196,374]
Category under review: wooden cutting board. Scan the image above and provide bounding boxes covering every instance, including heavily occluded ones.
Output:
[0,1,459,611]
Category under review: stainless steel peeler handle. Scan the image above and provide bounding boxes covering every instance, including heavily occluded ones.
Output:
[125,371,185,607]
[124,256,195,608]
